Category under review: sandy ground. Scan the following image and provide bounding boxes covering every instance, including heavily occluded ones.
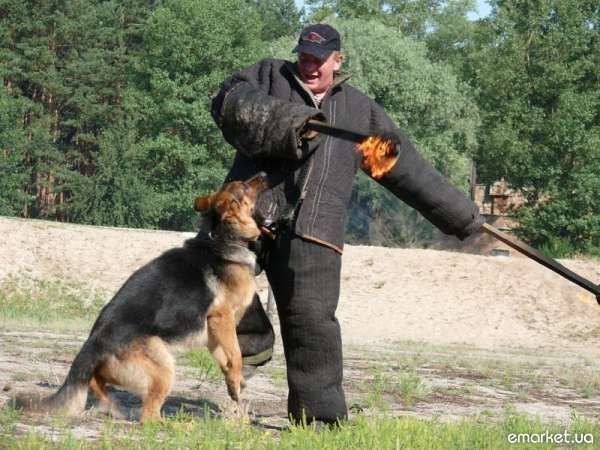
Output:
[1,215,599,351]
[1,215,600,437]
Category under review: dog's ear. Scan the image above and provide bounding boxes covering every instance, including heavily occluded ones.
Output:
[214,194,239,222]
[244,172,268,192]
[194,194,213,212]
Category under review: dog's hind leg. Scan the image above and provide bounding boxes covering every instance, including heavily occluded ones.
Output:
[138,338,175,423]
[99,338,175,423]
[207,305,245,401]
[90,374,124,418]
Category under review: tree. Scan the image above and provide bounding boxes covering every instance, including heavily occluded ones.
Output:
[305,0,478,41]
[0,86,30,215]
[0,0,139,219]
[0,0,271,231]
[64,126,160,228]
[247,0,303,40]
[122,0,266,230]
[424,0,479,65]
[471,0,600,254]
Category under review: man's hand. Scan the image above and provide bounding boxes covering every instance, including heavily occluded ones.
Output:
[299,118,323,140]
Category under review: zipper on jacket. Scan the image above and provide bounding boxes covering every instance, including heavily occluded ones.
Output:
[283,62,348,222]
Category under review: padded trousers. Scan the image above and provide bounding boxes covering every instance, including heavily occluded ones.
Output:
[236,228,347,424]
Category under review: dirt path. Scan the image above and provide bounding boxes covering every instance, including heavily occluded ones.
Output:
[2,330,599,439]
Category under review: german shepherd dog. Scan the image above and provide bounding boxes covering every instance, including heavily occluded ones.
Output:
[14,175,267,423]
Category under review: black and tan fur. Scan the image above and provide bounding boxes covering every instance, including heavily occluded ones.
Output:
[14,176,266,423]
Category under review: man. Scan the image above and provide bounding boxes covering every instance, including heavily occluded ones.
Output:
[211,24,483,425]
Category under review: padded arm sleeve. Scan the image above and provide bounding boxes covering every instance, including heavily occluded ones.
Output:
[211,61,324,160]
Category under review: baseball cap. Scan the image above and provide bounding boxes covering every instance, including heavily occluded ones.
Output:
[292,24,341,60]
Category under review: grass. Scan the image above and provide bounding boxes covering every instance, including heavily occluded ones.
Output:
[539,237,576,259]
[266,366,288,388]
[1,407,598,449]
[359,369,431,409]
[559,367,600,398]
[424,344,598,396]
[9,371,30,382]
[0,274,108,329]
[184,348,222,382]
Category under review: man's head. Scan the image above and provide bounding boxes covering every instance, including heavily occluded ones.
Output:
[293,24,343,95]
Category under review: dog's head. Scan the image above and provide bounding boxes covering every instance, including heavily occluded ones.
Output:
[194,174,268,242]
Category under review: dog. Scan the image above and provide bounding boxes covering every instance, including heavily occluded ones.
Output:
[14,174,267,423]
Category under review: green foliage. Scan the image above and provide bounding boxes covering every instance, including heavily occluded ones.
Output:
[306,1,478,41]
[0,0,265,231]
[360,368,431,409]
[184,348,222,382]
[0,86,30,215]
[0,0,142,219]
[64,126,161,228]
[121,0,265,229]
[247,0,303,40]
[1,409,599,449]
[469,0,600,254]
[424,0,480,64]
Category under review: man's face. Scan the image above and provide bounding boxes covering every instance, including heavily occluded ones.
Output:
[297,52,342,95]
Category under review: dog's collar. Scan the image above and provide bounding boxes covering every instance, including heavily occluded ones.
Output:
[194,230,256,268]
[212,241,257,268]
[208,231,252,249]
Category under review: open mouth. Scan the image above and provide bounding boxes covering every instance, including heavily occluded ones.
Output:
[302,73,319,83]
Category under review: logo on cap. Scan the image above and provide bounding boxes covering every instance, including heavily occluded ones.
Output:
[302,32,326,44]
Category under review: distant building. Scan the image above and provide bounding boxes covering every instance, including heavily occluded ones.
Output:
[434,178,528,256]
[474,178,527,219]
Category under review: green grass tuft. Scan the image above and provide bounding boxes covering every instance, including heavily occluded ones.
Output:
[360,369,431,409]
[184,348,222,382]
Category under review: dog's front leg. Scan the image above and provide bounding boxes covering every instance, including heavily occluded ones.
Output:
[207,305,246,401]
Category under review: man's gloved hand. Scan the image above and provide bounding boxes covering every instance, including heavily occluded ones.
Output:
[455,214,485,240]
[298,118,321,140]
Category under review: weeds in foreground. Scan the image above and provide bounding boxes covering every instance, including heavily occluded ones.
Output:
[360,369,431,409]
[1,406,598,449]
[184,348,222,382]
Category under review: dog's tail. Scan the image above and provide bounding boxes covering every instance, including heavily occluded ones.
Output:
[12,338,104,415]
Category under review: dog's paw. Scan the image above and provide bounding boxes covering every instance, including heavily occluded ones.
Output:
[226,382,240,402]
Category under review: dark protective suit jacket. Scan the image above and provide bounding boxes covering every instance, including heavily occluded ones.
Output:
[211,58,482,252]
